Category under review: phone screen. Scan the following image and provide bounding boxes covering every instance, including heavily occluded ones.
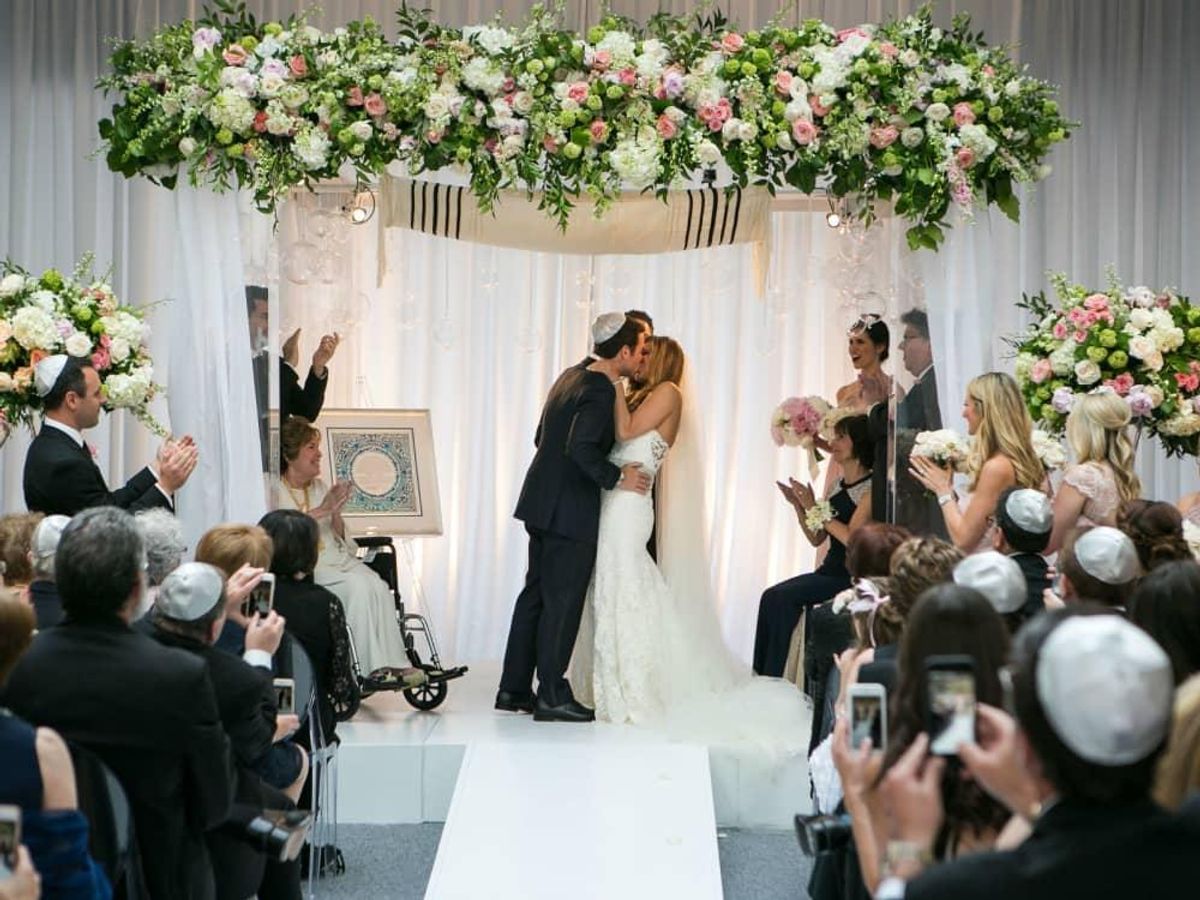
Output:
[0,807,20,875]
[243,577,275,619]
[928,669,976,755]
[274,679,295,716]
[850,694,885,751]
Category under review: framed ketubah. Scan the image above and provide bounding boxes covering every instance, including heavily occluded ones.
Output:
[317,409,443,536]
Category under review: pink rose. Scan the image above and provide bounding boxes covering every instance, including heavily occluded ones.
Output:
[879,41,899,58]
[542,135,558,153]
[592,50,612,71]
[288,54,308,78]
[774,72,793,98]
[253,111,268,133]
[1177,372,1200,393]
[346,85,365,107]
[91,349,111,372]
[955,147,976,169]
[426,129,443,144]
[618,68,637,87]
[502,77,516,93]
[1074,329,1089,343]
[222,44,248,66]
[869,125,898,149]
[364,93,387,117]
[1084,293,1110,311]
[792,118,819,145]
[982,65,995,77]
[589,120,608,143]
[721,33,745,54]
[656,114,678,140]
[1108,373,1135,396]
[567,82,589,104]
[953,102,976,127]
[707,116,724,133]
[1030,359,1053,384]
[837,27,868,43]
[809,94,830,117]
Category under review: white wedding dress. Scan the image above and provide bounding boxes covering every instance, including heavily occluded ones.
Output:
[570,427,811,757]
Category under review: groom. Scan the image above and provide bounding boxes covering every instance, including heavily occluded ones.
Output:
[497,312,652,722]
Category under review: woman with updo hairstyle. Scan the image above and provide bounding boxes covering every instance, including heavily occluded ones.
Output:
[1117,499,1192,572]
[911,372,1046,553]
[1046,391,1142,553]
[835,315,892,412]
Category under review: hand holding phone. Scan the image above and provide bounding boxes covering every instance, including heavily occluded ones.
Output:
[0,805,21,878]
[926,655,977,756]
[273,677,296,716]
[242,572,276,619]
[847,683,888,753]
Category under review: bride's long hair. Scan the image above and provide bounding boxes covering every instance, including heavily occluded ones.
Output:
[628,336,685,411]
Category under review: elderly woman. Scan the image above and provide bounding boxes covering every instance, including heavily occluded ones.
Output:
[272,416,417,681]
[134,509,187,617]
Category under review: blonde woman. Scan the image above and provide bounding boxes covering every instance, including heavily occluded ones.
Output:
[1046,391,1142,553]
[910,372,1046,553]
[1154,673,1200,810]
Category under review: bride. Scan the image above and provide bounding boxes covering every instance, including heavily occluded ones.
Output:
[571,335,810,752]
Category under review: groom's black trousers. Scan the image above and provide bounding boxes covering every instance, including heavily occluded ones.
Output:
[500,524,596,707]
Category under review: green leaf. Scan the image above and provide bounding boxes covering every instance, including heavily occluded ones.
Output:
[916,168,936,186]
[996,192,1020,222]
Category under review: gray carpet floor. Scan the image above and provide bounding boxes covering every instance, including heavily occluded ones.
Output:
[314,825,811,899]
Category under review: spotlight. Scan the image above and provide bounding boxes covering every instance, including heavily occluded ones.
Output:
[826,211,842,229]
[343,188,376,225]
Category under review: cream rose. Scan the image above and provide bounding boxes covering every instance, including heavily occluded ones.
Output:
[1074,359,1102,385]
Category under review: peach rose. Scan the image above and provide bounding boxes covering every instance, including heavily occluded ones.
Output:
[289,54,308,78]
[346,85,364,107]
[364,93,387,117]
[589,120,608,143]
[792,119,819,145]
[721,33,745,54]
[592,50,612,71]
[656,114,677,140]
[774,71,793,97]
[955,147,976,169]
[222,44,248,66]
[809,95,830,117]
[567,82,589,104]
[869,125,898,149]
[952,102,975,127]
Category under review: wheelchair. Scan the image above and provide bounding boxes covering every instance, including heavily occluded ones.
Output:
[345,535,468,712]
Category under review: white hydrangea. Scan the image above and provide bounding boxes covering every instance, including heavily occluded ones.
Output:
[1013,352,1036,383]
[109,337,131,364]
[461,57,506,95]
[1160,411,1200,437]
[839,32,871,58]
[596,30,637,67]
[64,332,92,357]
[207,87,257,134]
[28,290,58,312]
[10,307,60,351]
[293,126,331,170]
[958,123,998,159]
[100,311,144,345]
[926,102,950,123]
[349,121,373,142]
[280,84,309,110]
[901,126,924,148]
[258,72,286,98]
[1004,79,1022,97]
[635,38,669,80]
[461,25,514,56]
[264,100,292,136]
[1049,339,1077,376]
[610,138,661,189]
[102,367,154,408]
[899,48,920,68]
[219,66,258,99]
[0,273,25,297]
[935,63,972,92]
[696,139,721,167]
[1031,429,1067,470]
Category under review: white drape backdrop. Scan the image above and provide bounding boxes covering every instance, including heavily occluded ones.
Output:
[4,0,1198,665]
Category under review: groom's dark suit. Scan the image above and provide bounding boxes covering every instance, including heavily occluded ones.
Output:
[500,364,622,707]
[868,366,945,536]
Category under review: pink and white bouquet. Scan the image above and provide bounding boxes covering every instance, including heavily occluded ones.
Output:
[912,429,971,472]
[771,395,832,448]
[0,254,164,439]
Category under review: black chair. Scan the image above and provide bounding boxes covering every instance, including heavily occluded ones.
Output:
[68,742,149,900]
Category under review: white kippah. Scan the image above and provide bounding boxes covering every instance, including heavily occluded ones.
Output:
[1074,526,1140,584]
[953,551,1027,614]
[32,515,71,560]
[155,562,226,622]
[34,354,69,398]
[1004,489,1052,534]
[591,312,626,345]
[1036,615,1173,765]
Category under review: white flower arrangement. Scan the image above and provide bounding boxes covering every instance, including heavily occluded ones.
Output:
[912,428,971,472]
[805,499,836,533]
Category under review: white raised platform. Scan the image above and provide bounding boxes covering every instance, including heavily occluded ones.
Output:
[336,662,812,829]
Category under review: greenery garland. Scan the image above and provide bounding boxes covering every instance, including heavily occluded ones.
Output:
[99,2,1072,249]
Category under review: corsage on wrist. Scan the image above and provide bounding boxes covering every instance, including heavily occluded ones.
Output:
[804,500,835,532]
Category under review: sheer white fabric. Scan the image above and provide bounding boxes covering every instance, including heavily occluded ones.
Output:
[1062,461,1122,527]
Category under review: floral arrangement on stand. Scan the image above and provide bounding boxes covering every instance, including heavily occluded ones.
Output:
[0,255,163,443]
[97,1,1071,248]
[1011,273,1200,457]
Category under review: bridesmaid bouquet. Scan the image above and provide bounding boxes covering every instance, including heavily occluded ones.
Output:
[772,395,832,478]
[912,429,971,472]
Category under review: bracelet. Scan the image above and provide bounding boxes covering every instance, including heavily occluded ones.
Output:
[883,841,933,879]
[937,492,954,507]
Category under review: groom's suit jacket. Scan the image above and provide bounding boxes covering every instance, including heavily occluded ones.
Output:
[868,367,944,533]
[515,364,622,543]
[23,425,173,516]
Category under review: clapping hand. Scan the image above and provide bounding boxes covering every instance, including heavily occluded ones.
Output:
[791,477,817,510]
[282,328,302,368]
[312,332,340,375]
[158,436,199,493]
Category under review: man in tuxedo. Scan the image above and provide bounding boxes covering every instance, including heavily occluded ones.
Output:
[22,355,197,516]
[1,507,235,900]
[874,610,1200,899]
[864,309,945,536]
[497,313,651,722]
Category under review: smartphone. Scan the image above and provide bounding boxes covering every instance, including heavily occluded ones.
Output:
[847,683,887,752]
[0,804,20,878]
[242,572,276,619]
[273,677,296,716]
[926,655,977,756]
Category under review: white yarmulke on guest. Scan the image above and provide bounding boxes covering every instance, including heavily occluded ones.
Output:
[1073,526,1140,584]
[34,354,69,398]
[1003,489,1052,534]
[953,551,1027,614]
[154,562,226,622]
[590,312,626,345]
[1036,615,1173,765]
[31,515,71,561]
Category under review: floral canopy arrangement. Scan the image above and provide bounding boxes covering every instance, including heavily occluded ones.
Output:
[0,255,163,439]
[1012,273,1200,457]
[98,2,1071,250]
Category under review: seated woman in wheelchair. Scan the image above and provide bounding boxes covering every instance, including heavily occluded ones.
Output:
[273,416,425,688]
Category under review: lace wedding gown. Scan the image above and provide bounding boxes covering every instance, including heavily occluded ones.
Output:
[570,429,811,757]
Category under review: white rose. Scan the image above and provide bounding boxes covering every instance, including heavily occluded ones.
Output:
[776,130,794,151]
[930,27,943,42]
[65,332,92,357]
[109,337,131,364]
[738,121,757,141]
[788,77,809,100]
[926,102,950,123]
[901,126,924,148]
[1129,308,1154,331]
[0,273,25,297]
[1074,360,1102,385]
[178,137,197,156]
[0,372,13,393]
[899,49,920,68]
[1005,79,1022,97]
[696,139,721,166]
[512,91,534,115]
[349,121,373,141]
[1128,335,1156,360]
[259,72,286,97]
[721,118,742,141]
[424,94,450,120]
[1146,385,1165,408]
[1143,350,1164,372]
[280,85,309,110]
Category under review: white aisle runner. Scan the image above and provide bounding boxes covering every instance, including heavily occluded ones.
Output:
[425,740,724,899]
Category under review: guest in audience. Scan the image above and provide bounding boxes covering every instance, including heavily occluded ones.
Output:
[1154,673,1200,810]
[272,416,424,683]
[910,372,1045,553]
[1,507,234,900]
[874,609,1200,898]
[1046,392,1141,552]
[26,515,68,630]
[753,412,874,677]
[22,355,197,516]
[1055,526,1141,610]
[135,507,187,617]
[1117,499,1192,572]
[149,563,304,900]
[992,488,1052,621]
[259,510,359,743]
[835,583,1012,894]
[0,513,42,598]
[0,590,109,898]
[1128,560,1200,684]
[195,523,276,657]
[953,551,1031,633]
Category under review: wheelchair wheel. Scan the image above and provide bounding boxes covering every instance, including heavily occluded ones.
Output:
[402,679,448,711]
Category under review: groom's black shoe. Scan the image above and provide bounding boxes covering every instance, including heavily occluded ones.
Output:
[533,696,596,723]
[494,690,536,714]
